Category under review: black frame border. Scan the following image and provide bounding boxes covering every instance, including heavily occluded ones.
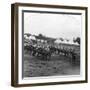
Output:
[11,3,88,87]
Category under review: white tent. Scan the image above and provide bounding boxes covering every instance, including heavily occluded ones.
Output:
[55,39,63,44]
[63,40,69,44]
[55,38,79,46]
[74,42,79,45]
[29,35,36,40]
[67,40,79,45]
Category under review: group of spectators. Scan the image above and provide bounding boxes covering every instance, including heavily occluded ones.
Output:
[24,40,77,62]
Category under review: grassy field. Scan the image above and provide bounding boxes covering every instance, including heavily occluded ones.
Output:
[23,52,80,77]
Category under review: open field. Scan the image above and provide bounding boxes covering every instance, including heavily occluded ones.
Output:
[23,52,80,77]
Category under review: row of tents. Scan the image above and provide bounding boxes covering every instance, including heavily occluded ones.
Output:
[24,34,79,46]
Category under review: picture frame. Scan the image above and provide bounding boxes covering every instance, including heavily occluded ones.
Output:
[11,3,88,87]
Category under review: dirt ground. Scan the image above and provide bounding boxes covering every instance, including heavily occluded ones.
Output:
[23,53,80,77]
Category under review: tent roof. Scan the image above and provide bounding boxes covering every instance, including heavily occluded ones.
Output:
[55,39,79,45]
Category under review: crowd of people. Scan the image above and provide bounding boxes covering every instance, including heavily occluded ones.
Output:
[24,40,77,62]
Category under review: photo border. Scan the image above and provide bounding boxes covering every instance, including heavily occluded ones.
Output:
[11,3,88,87]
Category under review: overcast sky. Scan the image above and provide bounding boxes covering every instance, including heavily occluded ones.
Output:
[24,12,81,40]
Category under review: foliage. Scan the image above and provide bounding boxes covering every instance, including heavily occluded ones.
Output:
[73,37,80,44]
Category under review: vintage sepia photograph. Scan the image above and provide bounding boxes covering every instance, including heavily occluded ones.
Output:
[11,3,87,87]
[23,11,81,78]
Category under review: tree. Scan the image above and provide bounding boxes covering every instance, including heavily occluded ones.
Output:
[73,38,76,43]
[76,37,80,44]
[74,37,80,44]
[38,34,43,39]
[66,39,69,42]
[60,38,64,41]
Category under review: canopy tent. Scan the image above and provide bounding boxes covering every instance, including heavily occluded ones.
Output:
[29,35,36,40]
[55,39,64,44]
[55,39,79,45]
